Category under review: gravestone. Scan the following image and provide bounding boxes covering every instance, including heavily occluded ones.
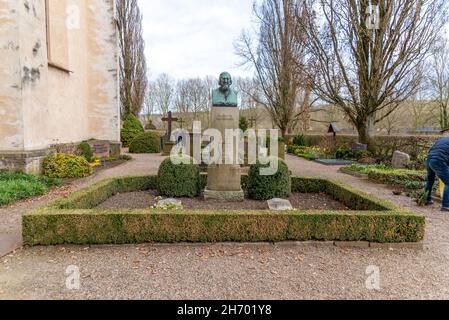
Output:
[268,198,293,211]
[204,72,244,202]
[352,143,368,153]
[392,151,411,169]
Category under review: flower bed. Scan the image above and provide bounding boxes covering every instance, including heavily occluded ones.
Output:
[22,175,425,245]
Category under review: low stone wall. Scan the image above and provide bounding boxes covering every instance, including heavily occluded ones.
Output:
[293,134,440,159]
[0,149,54,174]
[0,140,122,174]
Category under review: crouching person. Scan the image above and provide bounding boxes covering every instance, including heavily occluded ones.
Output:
[425,134,449,211]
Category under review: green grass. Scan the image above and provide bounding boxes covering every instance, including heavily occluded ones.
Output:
[0,172,62,207]
[23,175,425,245]
[345,164,426,190]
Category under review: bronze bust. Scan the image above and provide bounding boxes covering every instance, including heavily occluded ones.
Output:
[212,72,238,107]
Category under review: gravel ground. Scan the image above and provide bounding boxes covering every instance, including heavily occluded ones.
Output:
[97,190,348,210]
[1,154,449,300]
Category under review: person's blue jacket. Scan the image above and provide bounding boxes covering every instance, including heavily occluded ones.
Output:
[428,137,449,163]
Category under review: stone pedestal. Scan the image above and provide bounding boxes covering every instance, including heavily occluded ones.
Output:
[162,141,175,156]
[205,106,244,202]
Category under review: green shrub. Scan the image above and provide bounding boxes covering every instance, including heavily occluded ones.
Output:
[129,132,161,154]
[239,117,249,132]
[157,156,200,197]
[247,157,292,200]
[77,141,94,163]
[121,114,144,147]
[293,135,306,147]
[43,153,93,179]
[336,148,353,160]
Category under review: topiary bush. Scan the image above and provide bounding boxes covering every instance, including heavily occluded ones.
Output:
[77,141,94,163]
[157,156,200,197]
[247,157,292,200]
[129,132,161,154]
[121,114,144,147]
[43,153,93,179]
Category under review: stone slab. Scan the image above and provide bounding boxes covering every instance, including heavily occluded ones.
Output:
[204,189,245,202]
[268,198,293,211]
[392,151,411,169]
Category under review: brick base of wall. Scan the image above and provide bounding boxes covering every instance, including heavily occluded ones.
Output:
[0,140,122,174]
[0,149,54,174]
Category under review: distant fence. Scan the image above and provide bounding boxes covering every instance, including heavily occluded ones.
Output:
[288,134,441,159]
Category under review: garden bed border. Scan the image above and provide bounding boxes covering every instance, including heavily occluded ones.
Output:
[22,175,425,246]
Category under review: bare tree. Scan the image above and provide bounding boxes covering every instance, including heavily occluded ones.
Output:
[302,0,448,147]
[116,0,148,118]
[143,81,156,127]
[428,37,449,130]
[175,77,213,128]
[153,74,174,117]
[235,0,311,137]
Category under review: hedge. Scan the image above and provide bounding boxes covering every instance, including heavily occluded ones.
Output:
[129,132,161,154]
[157,156,200,197]
[23,176,425,245]
[298,134,439,159]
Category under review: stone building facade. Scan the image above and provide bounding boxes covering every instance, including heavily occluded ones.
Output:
[0,0,120,173]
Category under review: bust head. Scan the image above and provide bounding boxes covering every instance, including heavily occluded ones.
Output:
[219,72,233,92]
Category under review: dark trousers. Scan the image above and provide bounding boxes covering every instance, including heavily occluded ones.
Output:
[425,158,449,208]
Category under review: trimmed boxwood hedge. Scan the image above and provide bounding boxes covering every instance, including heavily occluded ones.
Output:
[129,132,161,154]
[22,175,425,245]
[157,156,200,197]
[247,157,292,200]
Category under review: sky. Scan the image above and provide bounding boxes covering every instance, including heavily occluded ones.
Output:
[138,0,256,80]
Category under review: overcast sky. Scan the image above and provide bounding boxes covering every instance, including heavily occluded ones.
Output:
[138,0,255,80]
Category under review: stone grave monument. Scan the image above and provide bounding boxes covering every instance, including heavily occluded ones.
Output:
[162,111,179,156]
[204,72,244,201]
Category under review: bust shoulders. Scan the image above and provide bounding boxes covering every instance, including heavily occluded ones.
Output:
[212,88,238,107]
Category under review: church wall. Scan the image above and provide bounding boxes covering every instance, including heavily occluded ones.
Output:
[0,0,24,151]
[0,0,119,173]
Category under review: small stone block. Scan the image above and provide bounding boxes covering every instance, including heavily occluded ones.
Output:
[268,198,293,211]
[334,241,370,248]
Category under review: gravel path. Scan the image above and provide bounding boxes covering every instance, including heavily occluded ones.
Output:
[0,154,166,256]
[1,154,449,299]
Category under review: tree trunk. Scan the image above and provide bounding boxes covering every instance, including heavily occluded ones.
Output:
[356,120,375,152]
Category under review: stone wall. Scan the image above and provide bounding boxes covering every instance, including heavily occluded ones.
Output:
[0,0,120,173]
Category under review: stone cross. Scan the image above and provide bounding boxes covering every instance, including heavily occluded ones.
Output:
[162,111,179,138]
